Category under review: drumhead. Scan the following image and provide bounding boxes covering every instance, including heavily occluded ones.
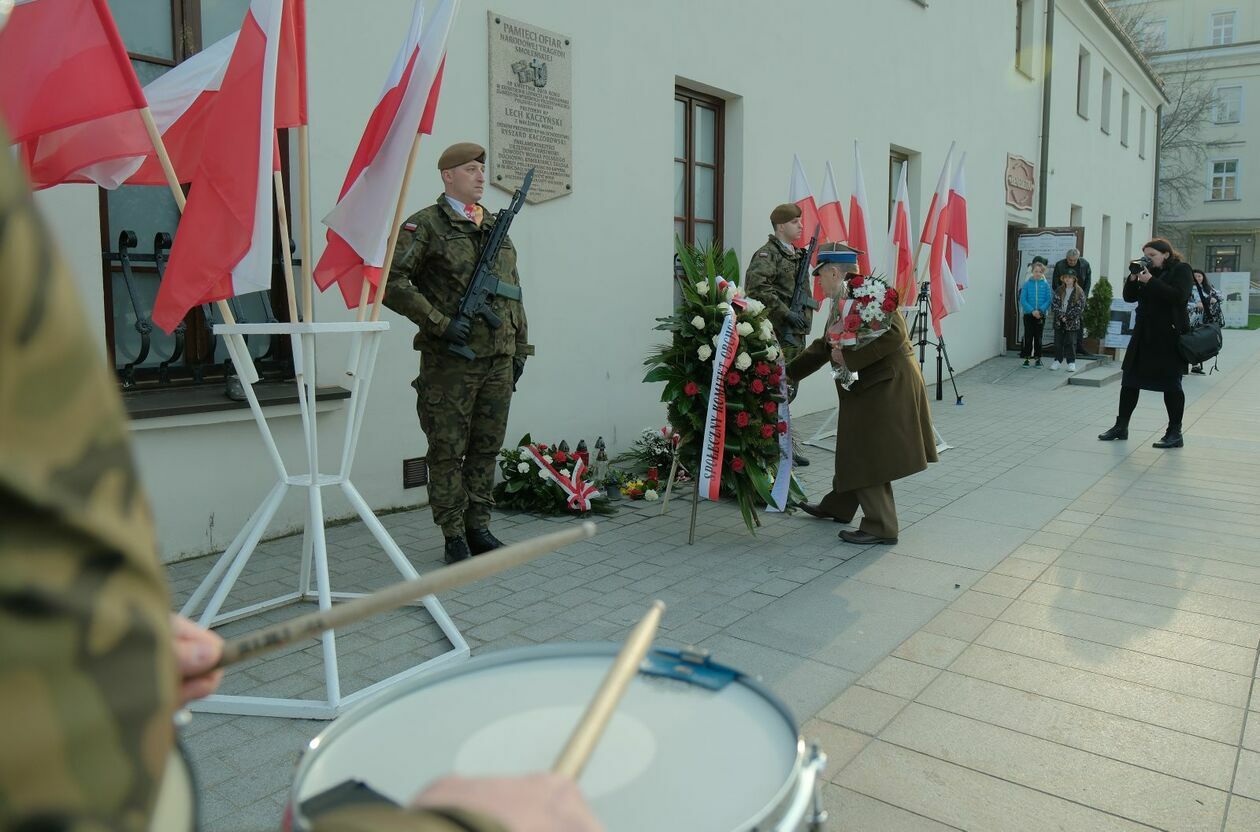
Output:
[292,643,802,832]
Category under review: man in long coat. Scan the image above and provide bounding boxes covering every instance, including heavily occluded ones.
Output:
[786,247,938,545]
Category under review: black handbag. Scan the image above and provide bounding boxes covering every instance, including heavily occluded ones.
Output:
[1178,322,1222,364]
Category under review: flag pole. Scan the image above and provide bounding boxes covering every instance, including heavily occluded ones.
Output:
[370,133,423,322]
[298,125,314,322]
[139,106,258,384]
[272,171,302,327]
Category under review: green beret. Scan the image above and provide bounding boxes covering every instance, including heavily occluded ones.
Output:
[437,142,486,171]
[770,203,802,225]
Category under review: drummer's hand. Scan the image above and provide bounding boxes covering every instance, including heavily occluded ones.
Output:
[172,613,224,705]
[412,773,603,832]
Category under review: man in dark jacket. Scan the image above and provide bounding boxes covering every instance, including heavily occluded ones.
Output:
[1053,249,1092,355]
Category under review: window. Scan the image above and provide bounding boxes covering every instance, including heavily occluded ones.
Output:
[1101,70,1112,133]
[1207,245,1241,271]
[1209,159,1239,200]
[1070,204,1084,227]
[1210,11,1237,46]
[103,0,291,390]
[888,151,910,227]
[1124,223,1133,268]
[674,86,724,249]
[1213,85,1243,123]
[1120,89,1131,146]
[1015,0,1035,76]
[1100,214,1112,278]
[1139,106,1147,158]
[1077,48,1091,118]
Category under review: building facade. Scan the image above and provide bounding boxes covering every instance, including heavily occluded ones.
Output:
[32,0,1162,560]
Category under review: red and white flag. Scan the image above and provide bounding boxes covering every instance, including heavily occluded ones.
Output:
[946,151,969,291]
[886,163,915,306]
[0,0,151,189]
[849,141,873,276]
[919,141,955,246]
[314,0,458,308]
[928,198,965,338]
[813,161,847,300]
[152,0,306,333]
[788,154,820,250]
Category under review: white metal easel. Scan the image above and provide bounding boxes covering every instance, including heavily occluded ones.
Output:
[801,404,952,455]
[180,320,468,719]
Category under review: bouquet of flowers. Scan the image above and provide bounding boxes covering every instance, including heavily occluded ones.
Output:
[494,434,614,516]
[621,467,661,501]
[642,241,805,532]
[612,427,688,482]
[826,273,898,389]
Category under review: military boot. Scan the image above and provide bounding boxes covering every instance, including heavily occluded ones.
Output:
[466,527,504,556]
[444,536,471,564]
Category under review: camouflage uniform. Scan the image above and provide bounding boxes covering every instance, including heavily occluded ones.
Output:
[383,195,531,538]
[0,138,509,832]
[744,234,810,359]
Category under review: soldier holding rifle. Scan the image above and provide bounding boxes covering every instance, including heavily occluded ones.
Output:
[384,143,533,564]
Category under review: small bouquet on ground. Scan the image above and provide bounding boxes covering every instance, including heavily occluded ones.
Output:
[622,466,662,501]
[827,273,898,390]
[495,434,614,516]
[613,426,689,482]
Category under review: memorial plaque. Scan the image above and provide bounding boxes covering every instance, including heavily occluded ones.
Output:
[488,12,572,203]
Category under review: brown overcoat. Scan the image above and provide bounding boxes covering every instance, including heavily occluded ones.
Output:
[787,312,938,492]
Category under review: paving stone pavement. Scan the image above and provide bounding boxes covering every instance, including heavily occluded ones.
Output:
[171,332,1260,831]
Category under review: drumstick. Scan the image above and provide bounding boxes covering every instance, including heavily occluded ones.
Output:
[552,600,665,779]
[216,522,597,669]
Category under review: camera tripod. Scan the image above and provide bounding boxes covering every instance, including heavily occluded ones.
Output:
[908,280,964,405]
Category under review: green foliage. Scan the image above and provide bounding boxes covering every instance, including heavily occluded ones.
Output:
[1084,275,1113,341]
[494,434,615,516]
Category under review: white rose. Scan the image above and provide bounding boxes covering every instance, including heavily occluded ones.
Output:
[691,315,706,330]
[717,302,732,316]
[543,454,553,464]
[735,352,752,371]
[695,280,709,296]
[759,320,774,340]
[737,321,753,337]
[744,298,765,314]
[766,345,780,361]
[517,462,530,474]
[561,469,571,478]
[720,281,737,300]
[643,489,660,501]
[538,468,549,479]
[697,345,713,361]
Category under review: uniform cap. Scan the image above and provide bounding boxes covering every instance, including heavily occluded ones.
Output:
[812,241,863,273]
[770,203,802,225]
[437,142,486,170]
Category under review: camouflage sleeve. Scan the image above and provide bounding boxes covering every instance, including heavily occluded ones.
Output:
[0,134,175,831]
[311,804,509,832]
[744,251,792,322]
[513,263,533,357]
[383,221,448,338]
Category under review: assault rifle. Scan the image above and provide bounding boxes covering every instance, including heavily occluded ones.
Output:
[782,224,821,347]
[447,168,534,360]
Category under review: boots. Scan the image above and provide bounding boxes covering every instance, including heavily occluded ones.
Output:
[1152,426,1184,449]
[465,527,504,555]
[1097,422,1129,441]
[444,536,471,564]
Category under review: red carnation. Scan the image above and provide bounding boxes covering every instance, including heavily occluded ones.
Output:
[736,411,751,428]
[684,381,700,396]
[777,420,788,434]
[754,361,772,377]
[881,298,897,312]
[750,378,765,394]
[768,371,783,387]
[727,371,742,386]
[554,450,568,463]
[849,275,865,288]
[760,423,775,439]
[844,314,862,330]
[763,401,778,415]
[885,288,898,302]
[731,457,746,473]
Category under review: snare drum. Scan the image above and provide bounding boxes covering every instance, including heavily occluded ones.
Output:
[288,643,826,831]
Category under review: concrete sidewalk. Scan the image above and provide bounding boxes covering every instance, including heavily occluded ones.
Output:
[170,330,1260,831]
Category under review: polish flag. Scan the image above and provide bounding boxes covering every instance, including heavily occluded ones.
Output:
[788,154,820,251]
[0,0,151,189]
[848,141,873,276]
[813,161,847,300]
[152,0,305,333]
[946,152,969,291]
[314,0,459,308]
[919,141,956,246]
[928,200,965,338]
[886,163,915,306]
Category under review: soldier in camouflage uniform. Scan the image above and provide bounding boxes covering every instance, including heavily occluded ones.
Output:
[383,142,532,565]
[0,130,593,831]
[744,203,812,466]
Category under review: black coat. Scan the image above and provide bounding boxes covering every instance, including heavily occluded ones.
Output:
[1121,260,1193,389]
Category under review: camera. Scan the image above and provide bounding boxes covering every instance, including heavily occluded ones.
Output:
[1128,255,1152,274]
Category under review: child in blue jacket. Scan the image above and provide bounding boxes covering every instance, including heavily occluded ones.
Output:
[1019,257,1053,366]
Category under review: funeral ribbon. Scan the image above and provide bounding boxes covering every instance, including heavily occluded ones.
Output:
[698,283,746,502]
[523,445,599,511]
[765,354,793,513]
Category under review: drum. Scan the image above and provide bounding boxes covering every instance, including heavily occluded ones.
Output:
[288,643,827,831]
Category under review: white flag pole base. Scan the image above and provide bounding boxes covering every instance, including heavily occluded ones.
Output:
[182,321,468,719]
[803,404,838,453]
[932,424,952,454]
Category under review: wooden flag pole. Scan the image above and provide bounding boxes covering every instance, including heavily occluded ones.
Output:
[272,171,302,326]
[369,133,424,322]
[139,107,257,384]
[298,125,314,322]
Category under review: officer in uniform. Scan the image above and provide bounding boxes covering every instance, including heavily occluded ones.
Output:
[745,203,812,466]
[383,143,532,565]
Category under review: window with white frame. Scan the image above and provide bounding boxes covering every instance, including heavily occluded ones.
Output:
[1015,0,1035,75]
[1101,69,1113,133]
[1120,89,1131,146]
[1210,11,1237,46]
[1077,48,1091,118]
[1213,85,1242,123]
[1139,106,1147,158]
[1209,159,1239,201]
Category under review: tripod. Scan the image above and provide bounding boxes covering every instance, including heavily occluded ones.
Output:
[908,280,964,405]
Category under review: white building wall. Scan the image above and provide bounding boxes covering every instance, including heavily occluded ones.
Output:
[34,0,1161,560]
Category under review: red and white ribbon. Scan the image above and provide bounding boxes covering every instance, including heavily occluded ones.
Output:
[523,445,599,512]
[698,305,740,501]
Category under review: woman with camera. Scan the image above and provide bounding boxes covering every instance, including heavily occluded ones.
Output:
[1098,238,1193,448]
